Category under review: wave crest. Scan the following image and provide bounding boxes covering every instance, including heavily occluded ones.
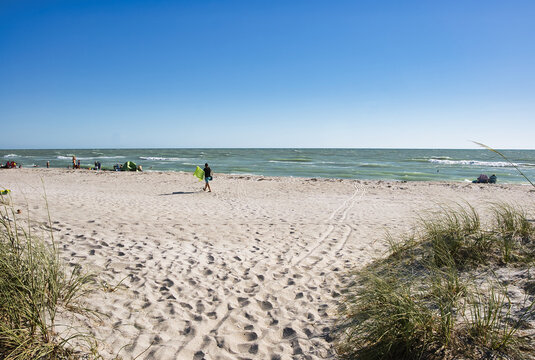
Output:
[428,159,535,167]
[139,156,186,161]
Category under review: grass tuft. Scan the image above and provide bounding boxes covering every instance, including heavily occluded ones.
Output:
[336,203,535,360]
[337,272,436,360]
[0,196,98,359]
[420,204,482,268]
[493,204,534,262]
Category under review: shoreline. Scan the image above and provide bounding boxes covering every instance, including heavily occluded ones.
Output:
[1,168,533,359]
[2,166,533,186]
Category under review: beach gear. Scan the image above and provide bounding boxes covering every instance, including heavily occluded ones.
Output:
[123,161,138,171]
[0,189,11,195]
[477,174,489,183]
[473,174,491,183]
[194,166,205,181]
[1,161,17,169]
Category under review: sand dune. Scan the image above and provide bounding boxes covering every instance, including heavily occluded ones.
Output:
[1,168,533,359]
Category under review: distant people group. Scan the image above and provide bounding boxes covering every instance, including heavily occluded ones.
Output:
[113,162,142,171]
[70,156,102,170]
[1,161,18,169]
[473,174,497,184]
[69,156,99,170]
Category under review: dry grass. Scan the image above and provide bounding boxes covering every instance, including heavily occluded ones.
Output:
[0,195,99,359]
[336,203,535,360]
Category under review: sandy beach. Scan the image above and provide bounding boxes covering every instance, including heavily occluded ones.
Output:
[1,168,534,359]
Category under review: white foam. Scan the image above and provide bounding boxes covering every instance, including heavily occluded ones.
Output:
[57,155,125,161]
[429,159,517,167]
[139,156,187,161]
[74,156,126,160]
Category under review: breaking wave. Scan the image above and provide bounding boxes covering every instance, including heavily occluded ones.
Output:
[57,155,125,160]
[429,159,535,167]
[139,156,187,161]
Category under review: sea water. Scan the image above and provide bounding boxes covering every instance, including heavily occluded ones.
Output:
[1,148,535,184]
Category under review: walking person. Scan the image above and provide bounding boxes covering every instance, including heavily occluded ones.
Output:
[203,163,213,192]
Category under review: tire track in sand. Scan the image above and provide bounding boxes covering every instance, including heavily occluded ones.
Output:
[173,181,366,359]
[293,182,365,267]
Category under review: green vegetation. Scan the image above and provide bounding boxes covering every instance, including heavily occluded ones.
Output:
[336,204,535,359]
[0,196,98,359]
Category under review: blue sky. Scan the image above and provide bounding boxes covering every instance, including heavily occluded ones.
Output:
[1,0,534,149]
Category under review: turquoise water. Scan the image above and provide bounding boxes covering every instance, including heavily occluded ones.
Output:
[2,149,535,184]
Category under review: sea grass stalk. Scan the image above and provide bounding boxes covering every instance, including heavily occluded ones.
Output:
[473,141,535,188]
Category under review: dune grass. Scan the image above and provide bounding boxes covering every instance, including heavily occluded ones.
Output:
[336,203,535,359]
[0,196,98,359]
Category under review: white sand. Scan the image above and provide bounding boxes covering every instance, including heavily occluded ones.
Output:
[1,168,534,359]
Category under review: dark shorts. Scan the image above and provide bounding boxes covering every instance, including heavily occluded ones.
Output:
[205,176,212,182]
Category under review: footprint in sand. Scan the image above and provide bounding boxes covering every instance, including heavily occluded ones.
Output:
[259,300,273,311]
[180,302,193,310]
[238,343,258,354]
[243,331,258,341]
[282,327,296,339]
[207,311,217,319]
[162,278,174,287]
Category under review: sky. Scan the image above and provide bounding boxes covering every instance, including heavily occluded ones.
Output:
[1,0,534,149]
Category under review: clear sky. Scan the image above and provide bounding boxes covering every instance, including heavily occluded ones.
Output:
[1,0,534,149]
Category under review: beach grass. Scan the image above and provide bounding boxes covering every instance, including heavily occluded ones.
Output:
[0,195,98,359]
[336,203,535,359]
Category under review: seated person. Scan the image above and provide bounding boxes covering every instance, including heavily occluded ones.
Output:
[489,174,497,184]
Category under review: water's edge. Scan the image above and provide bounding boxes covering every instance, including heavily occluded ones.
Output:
[2,149,535,184]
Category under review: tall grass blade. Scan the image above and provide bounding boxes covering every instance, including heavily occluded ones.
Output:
[473,141,535,188]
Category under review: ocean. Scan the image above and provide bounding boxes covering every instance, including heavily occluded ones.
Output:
[2,148,535,184]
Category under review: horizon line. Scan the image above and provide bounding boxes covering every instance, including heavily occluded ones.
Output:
[2,147,535,151]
